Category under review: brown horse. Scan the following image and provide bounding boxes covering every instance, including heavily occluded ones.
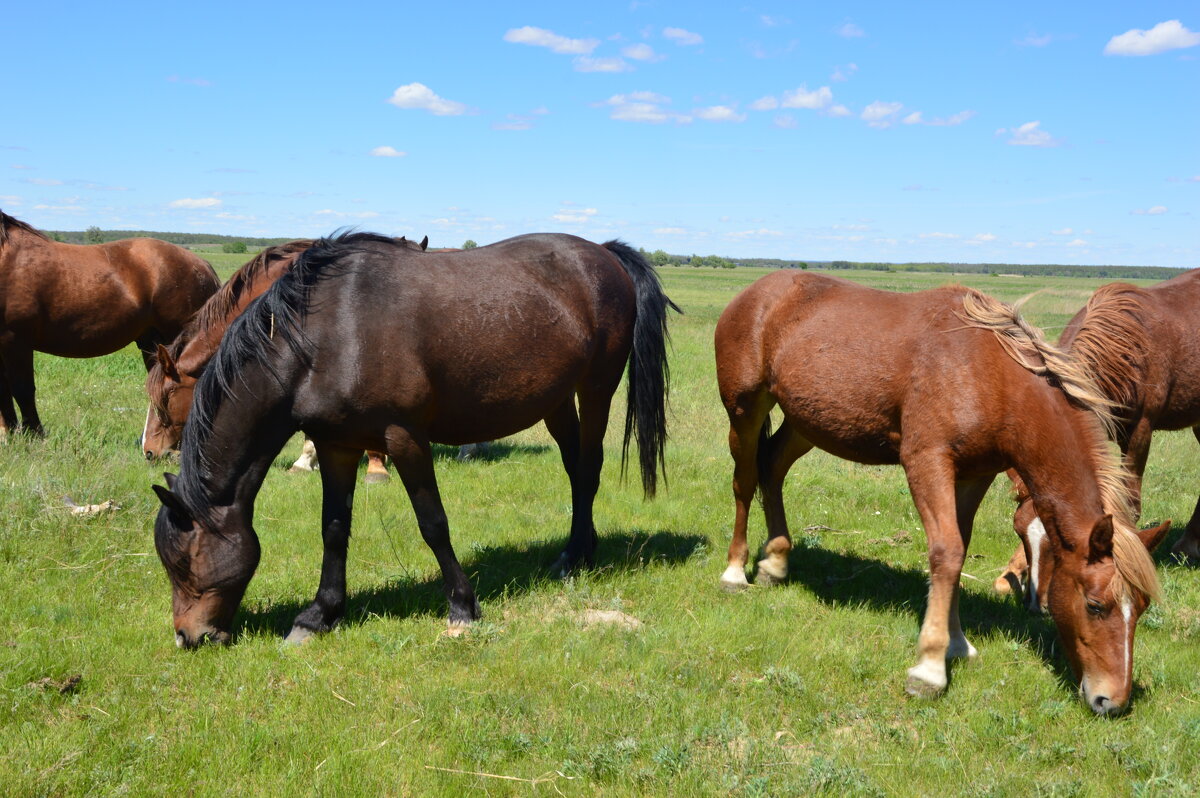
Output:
[993,273,1200,609]
[142,236,432,481]
[715,271,1167,715]
[151,232,674,646]
[0,210,219,435]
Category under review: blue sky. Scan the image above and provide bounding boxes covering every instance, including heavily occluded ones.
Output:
[3,2,1197,266]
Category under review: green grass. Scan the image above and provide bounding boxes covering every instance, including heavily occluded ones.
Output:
[3,266,1199,796]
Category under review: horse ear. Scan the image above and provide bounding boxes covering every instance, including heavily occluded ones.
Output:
[419,236,429,251]
[153,481,192,523]
[1137,520,1171,553]
[164,472,178,491]
[157,345,179,381]
[397,236,407,243]
[1088,515,1115,561]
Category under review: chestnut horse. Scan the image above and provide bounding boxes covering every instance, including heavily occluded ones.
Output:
[142,236,432,481]
[0,210,219,435]
[994,273,1200,610]
[715,271,1166,715]
[152,232,674,646]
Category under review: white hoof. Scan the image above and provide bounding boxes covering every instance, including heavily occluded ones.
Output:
[443,622,470,638]
[947,637,978,660]
[754,557,787,586]
[284,626,316,645]
[905,661,947,698]
[720,564,750,592]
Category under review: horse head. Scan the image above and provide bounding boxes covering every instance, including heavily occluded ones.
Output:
[143,345,196,459]
[152,474,260,648]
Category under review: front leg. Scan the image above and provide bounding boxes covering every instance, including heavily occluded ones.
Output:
[286,443,362,643]
[1173,426,1200,561]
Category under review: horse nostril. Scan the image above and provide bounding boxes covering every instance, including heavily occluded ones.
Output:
[1090,695,1122,716]
[145,450,155,462]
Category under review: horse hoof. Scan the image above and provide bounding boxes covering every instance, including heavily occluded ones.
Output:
[362,471,390,485]
[720,565,750,592]
[443,622,470,638]
[287,466,314,475]
[904,664,947,698]
[753,569,786,587]
[993,572,1019,596]
[284,626,316,645]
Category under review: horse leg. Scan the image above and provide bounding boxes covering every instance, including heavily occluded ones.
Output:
[134,332,163,371]
[0,358,17,437]
[363,451,390,484]
[0,343,42,435]
[754,422,814,586]
[546,391,611,576]
[903,454,988,698]
[1172,426,1200,561]
[285,444,362,643]
[387,427,480,633]
[288,436,319,473]
[720,396,774,591]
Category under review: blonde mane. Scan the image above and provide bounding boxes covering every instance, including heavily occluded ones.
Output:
[1065,283,1150,413]
[958,289,1160,602]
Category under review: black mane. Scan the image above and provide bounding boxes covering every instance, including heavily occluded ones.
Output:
[0,210,49,246]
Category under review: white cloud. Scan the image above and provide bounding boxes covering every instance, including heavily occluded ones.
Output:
[0,194,22,206]
[773,114,798,129]
[1012,241,1038,249]
[169,197,221,209]
[622,43,663,62]
[503,26,599,55]
[1066,238,1088,247]
[903,112,923,125]
[604,93,690,124]
[694,105,746,123]
[973,233,997,242]
[1105,20,1200,56]
[574,56,632,73]
[370,146,406,157]
[552,206,599,224]
[831,63,858,82]
[23,177,63,186]
[862,101,903,127]
[1017,32,1054,47]
[727,228,783,239]
[826,104,853,118]
[781,85,833,109]
[1051,227,1074,235]
[1132,205,1168,215]
[838,22,865,38]
[386,83,468,116]
[999,120,1061,147]
[663,27,703,46]
[749,96,779,111]
[919,232,958,239]
[654,227,687,234]
[928,110,976,126]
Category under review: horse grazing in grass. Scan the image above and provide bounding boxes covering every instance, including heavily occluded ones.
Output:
[151,232,675,646]
[142,236,431,481]
[0,210,219,435]
[715,271,1167,715]
[992,273,1200,610]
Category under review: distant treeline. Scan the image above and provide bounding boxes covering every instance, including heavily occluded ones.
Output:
[44,228,294,248]
[643,249,1188,281]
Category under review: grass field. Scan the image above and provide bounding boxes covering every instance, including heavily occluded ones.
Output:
[3,260,1199,796]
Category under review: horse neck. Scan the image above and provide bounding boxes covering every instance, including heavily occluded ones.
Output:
[1010,401,1121,546]
[179,376,297,523]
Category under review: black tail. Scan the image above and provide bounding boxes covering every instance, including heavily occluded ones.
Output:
[604,240,680,498]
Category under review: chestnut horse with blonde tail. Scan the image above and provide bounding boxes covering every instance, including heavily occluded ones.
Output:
[716,271,1166,715]
[143,236,432,481]
[994,272,1200,610]
[0,210,219,435]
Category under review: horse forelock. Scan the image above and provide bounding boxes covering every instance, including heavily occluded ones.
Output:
[1111,522,1161,604]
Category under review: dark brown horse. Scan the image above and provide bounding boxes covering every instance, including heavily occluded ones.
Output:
[715,271,1166,715]
[0,210,219,434]
[994,273,1200,609]
[142,236,431,481]
[151,232,674,646]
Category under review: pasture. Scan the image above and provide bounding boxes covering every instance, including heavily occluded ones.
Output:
[3,258,1199,796]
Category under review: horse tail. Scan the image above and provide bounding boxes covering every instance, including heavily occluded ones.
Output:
[604,240,680,498]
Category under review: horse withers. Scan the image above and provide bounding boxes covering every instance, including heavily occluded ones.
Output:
[0,210,219,435]
[151,232,675,646]
[715,271,1166,715]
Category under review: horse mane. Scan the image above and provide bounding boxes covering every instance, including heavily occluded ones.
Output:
[1063,283,1150,415]
[958,289,1160,602]
[0,210,49,246]
[177,231,395,513]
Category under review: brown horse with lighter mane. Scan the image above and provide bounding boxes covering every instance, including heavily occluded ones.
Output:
[995,273,1200,610]
[0,210,219,435]
[716,271,1166,715]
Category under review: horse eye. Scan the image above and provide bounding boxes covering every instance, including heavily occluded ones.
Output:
[1086,600,1106,616]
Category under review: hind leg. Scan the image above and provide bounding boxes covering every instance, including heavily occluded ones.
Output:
[546,391,611,576]
[0,358,17,437]
[135,331,167,371]
[387,426,480,632]
[1171,427,1200,561]
[754,421,814,586]
[0,343,42,435]
[720,394,775,591]
[286,443,362,643]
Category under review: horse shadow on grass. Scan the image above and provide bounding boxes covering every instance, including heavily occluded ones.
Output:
[268,441,553,471]
[771,543,1080,694]
[234,528,706,640]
